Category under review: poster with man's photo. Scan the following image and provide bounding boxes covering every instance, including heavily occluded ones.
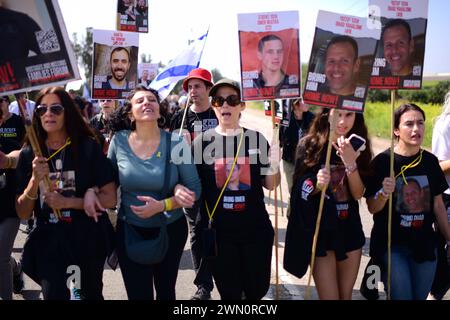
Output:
[238,11,301,101]
[117,0,148,33]
[263,99,291,126]
[138,62,158,87]
[92,29,139,100]
[0,0,80,96]
[303,10,380,112]
[369,0,428,90]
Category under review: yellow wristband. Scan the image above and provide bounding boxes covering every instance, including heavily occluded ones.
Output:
[24,192,38,201]
[164,198,173,211]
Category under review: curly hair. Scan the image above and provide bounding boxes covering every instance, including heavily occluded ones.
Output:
[107,85,169,134]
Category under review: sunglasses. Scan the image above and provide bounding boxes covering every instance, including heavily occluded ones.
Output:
[0,98,9,103]
[35,104,64,117]
[211,95,241,108]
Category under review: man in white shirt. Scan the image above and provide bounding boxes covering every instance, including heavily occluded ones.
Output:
[8,93,36,120]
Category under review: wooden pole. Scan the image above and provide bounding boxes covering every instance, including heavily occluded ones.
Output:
[178,95,191,137]
[279,183,284,217]
[387,90,396,300]
[305,110,338,300]
[270,100,280,300]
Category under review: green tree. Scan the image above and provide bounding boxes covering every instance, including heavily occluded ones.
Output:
[428,80,450,104]
[71,28,93,89]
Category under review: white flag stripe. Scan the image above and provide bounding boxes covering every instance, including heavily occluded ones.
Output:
[150,30,209,100]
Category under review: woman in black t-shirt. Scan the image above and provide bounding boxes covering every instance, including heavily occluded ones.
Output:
[0,101,23,300]
[193,79,280,300]
[15,87,117,300]
[284,108,372,300]
[365,103,450,300]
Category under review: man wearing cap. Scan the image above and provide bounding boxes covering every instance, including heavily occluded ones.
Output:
[169,68,218,144]
[169,68,218,300]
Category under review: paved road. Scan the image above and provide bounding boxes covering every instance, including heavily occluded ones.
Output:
[11,107,448,300]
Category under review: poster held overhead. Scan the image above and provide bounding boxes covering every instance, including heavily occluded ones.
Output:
[92,29,139,100]
[117,0,148,33]
[238,11,301,101]
[138,62,158,87]
[0,0,80,96]
[369,0,428,90]
[303,10,380,112]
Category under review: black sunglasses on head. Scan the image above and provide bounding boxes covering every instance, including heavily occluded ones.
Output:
[211,95,241,108]
[35,104,64,117]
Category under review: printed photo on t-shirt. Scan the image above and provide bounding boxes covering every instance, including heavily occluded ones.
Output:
[395,175,430,229]
[39,170,76,223]
[215,157,251,191]
[329,164,349,202]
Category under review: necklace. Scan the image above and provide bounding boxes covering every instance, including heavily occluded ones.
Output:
[47,147,66,190]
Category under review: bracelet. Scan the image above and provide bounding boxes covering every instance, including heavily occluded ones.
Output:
[164,198,173,211]
[374,188,389,200]
[345,163,357,176]
[86,188,98,195]
[24,192,38,201]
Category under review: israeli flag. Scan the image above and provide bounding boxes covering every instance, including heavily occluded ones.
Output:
[150,29,209,100]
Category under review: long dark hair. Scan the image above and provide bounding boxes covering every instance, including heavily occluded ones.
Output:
[293,108,372,183]
[31,87,97,161]
[108,85,168,133]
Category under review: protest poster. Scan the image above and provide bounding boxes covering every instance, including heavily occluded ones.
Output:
[303,10,380,112]
[117,0,148,33]
[138,62,158,87]
[263,99,290,126]
[369,0,428,89]
[0,0,80,95]
[92,29,139,100]
[238,11,301,101]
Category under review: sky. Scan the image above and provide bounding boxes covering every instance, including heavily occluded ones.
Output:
[57,0,450,82]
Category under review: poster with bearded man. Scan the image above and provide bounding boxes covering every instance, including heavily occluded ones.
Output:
[92,29,138,100]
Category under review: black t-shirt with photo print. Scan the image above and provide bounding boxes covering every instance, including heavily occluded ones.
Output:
[295,150,364,258]
[364,149,449,262]
[169,107,218,142]
[16,137,115,225]
[193,128,274,241]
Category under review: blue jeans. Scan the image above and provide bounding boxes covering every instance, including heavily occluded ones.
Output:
[382,245,437,300]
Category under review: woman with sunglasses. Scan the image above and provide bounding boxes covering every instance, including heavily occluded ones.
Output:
[15,87,117,300]
[365,103,450,300]
[98,85,201,300]
[284,108,372,300]
[192,79,280,300]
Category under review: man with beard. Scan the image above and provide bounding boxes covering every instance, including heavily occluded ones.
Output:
[103,47,132,90]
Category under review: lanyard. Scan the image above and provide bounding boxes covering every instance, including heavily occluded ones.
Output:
[46,138,71,162]
[394,149,423,185]
[205,129,244,227]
